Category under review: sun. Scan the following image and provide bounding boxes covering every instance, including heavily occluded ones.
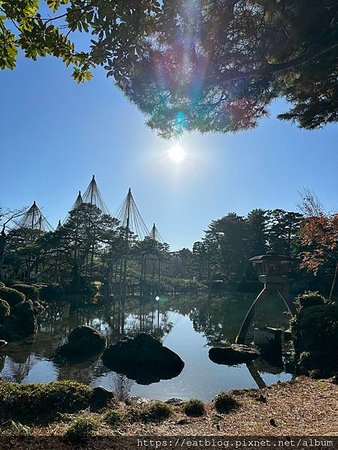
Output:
[168,143,186,163]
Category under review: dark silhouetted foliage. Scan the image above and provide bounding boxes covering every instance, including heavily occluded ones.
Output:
[0,298,10,324]
[0,287,25,306]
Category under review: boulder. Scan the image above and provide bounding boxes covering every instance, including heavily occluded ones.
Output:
[90,386,115,409]
[56,325,107,360]
[209,344,260,365]
[102,333,184,384]
[165,398,184,405]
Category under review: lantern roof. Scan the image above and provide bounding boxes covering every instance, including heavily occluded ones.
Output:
[249,251,292,263]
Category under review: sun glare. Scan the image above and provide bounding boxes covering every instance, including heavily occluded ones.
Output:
[168,143,186,163]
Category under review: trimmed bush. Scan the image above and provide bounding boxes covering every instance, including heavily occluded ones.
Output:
[0,287,25,306]
[104,409,124,426]
[144,401,172,421]
[214,393,239,414]
[296,291,326,309]
[5,300,38,338]
[64,417,98,442]
[128,401,172,423]
[0,380,92,423]
[184,399,206,417]
[0,299,10,324]
[12,284,39,302]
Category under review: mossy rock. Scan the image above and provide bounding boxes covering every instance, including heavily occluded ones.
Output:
[291,303,338,377]
[102,333,184,384]
[90,386,115,410]
[0,380,92,424]
[0,287,25,307]
[56,325,107,360]
[0,299,10,324]
[209,344,260,365]
[12,284,39,302]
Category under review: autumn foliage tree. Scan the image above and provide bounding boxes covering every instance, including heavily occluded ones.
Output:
[298,191,338,300]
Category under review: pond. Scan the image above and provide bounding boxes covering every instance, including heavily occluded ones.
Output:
[0,293,293,401]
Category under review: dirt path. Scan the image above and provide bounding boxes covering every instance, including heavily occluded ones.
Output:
[123,377,338,436]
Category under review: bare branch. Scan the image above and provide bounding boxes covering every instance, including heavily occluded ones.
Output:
[297,188,324,217]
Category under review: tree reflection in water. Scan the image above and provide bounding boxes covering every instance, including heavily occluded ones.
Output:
[0,293,293,391]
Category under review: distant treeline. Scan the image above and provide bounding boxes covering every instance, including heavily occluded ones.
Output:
[0,205,337,298]
[168,208,337,297]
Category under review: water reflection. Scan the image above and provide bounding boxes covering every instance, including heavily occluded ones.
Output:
[0,293,293,401]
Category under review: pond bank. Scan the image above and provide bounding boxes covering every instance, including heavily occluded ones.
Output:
[0,377,337,440]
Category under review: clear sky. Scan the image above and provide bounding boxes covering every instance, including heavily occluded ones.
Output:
[0,55,337,250]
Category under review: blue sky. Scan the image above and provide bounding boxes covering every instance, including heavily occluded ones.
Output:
[0,55,337,250]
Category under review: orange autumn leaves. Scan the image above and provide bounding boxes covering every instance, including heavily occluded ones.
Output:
[299,213,338,273]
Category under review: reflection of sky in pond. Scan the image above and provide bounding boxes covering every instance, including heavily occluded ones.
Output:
[0,296,292,401]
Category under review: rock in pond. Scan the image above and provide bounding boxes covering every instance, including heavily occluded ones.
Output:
[102,333,185,384]
[209,344,260,365]
[56,325,107,360]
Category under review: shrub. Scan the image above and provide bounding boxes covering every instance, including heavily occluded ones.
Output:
[143,401,172,421]
[12,284,39,302]
[291,303,338,377]
[4,300,38,338]
[64,417,98,442]
[184,399,206,417]
[0,299,10,324]
[0,287,25,306]
[104,409,124,426]
[0,380,92,423]
[214,393,239,414]
[296,291,326,309]
[128,401,172,422]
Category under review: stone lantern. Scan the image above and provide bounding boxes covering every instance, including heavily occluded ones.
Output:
[236,251,296,344]
[249,251,292,287]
